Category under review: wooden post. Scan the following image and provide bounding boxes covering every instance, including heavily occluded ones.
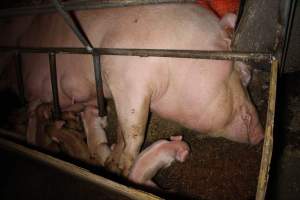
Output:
[256,59,278,200]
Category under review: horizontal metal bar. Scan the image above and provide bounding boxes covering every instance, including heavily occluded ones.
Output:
[0,128,26,141]
[0,47,273,63]
[0,135,162,200]
[0,0,196,18]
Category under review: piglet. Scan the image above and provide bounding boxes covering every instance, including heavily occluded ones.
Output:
[46,120,93,163]
[128,135,190,188]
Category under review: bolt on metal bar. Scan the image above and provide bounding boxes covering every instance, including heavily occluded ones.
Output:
[92,53,107,117]
[48,52,61,120]
[0,0,196,18]
[15,51,26,105]
[0,47,273,65]
[52,0,93,52]
[256,59,278,200]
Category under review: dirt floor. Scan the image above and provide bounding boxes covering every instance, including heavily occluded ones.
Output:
[0,93,264,200]
[2,68,299,200]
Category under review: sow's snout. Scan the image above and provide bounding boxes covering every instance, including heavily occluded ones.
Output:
[223,104,264,145]
[248,122,264,145]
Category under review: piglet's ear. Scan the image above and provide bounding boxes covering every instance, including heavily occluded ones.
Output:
[176,150,189,162]
[170,135,182,141]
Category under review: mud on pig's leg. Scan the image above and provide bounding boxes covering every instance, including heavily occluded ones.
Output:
[105,89,151,177]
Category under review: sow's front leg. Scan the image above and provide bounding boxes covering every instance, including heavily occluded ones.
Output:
[105,87,151,176]
[81,106,111,166]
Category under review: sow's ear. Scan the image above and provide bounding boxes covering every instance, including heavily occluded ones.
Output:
[176,149,189,162]
[219,13,237,48]
[219,13,237,32]
[234,61,252,87]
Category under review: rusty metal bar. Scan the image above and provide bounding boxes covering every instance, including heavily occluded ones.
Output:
[0,135,162,200]
[52,0,93,52]
[256,59,278,200]
[15,51,26,105]
[0,47,273,64]
[92,53,107,117]
[0,0,196,18]
[48,52,61,120]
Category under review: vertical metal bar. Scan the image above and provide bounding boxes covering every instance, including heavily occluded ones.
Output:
[48,52,61,120]
[15,51,26,105]
[52,0,93,52]
[256,59,278,200]
[279,0,297,74]
[92,53,106,117]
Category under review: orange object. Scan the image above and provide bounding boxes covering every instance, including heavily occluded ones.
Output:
[197,0,240,18]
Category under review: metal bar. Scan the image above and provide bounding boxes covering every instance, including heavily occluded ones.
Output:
[0,0,196,18]
[279,0,297,74]
[92,53,106,117]
[0,136,162,200]
[0,128,26,142]
[15,51,26,105]
[48,52,61,120]
[52,0,93,51]
[256,59,278,200]
[0,47,273,64]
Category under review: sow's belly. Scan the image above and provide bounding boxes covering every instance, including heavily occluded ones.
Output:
[21,53,112,109]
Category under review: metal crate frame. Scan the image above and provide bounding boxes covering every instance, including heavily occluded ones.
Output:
[0,0,288,199]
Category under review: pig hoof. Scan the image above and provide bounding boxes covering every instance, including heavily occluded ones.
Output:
[105,158,122,175]
[118,155,134,177]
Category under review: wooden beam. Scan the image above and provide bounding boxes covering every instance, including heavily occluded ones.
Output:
[256,59,278,200]
[0,136,163,200]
